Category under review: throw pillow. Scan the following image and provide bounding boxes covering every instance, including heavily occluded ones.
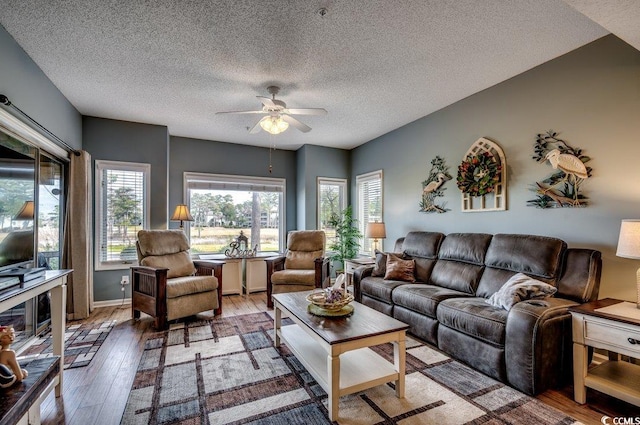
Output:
[486,272,557,311]
[372,250,388,277]
[384,253,416,282]
[372,250,406,277]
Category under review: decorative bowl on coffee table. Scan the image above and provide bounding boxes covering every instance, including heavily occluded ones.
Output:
[306,289,354,316]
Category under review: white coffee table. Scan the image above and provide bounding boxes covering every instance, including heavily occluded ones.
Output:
[273,291,409,421]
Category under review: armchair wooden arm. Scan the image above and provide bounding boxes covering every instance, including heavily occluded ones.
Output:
[131,265,169,329]
[265,256,285,308]
[314,257,331,288]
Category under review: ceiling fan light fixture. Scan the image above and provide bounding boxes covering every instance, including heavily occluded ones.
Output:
[260,116,289,135]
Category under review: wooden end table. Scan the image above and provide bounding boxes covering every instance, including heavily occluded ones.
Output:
[273,291,408,421]
[569,298,640,407]
[343,258,375,289]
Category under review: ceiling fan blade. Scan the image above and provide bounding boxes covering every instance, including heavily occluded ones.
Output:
[216,110,264,115]
[282,114,311,133]
[257,96,276,108]
[249,116,268,134]
[286,108,327,116]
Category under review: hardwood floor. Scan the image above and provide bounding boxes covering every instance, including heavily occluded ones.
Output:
[38,293,636,424]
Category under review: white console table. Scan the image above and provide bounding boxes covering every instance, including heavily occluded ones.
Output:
[0,270,70,397]
[199,255,268,295]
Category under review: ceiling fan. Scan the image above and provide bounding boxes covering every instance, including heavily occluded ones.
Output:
[216,86,327,135]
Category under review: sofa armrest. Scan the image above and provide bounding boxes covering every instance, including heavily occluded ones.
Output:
[353,265,374,302]
[505,297,579,394]
[193,260,223,315]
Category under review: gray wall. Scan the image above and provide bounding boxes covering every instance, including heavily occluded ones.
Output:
[169,136,298,233]
[352,35,640,301]
[296,145,350,229]
[0,24,81,149]
[83,116,169,301]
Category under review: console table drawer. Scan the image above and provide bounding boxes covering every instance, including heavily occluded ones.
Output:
[584,319,640,355]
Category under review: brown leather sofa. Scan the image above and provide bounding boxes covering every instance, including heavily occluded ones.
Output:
[353,231,602,395]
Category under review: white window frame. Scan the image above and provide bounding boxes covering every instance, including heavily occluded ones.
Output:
[183,172,286,253]
[95,160,150,270]
[356,169,383,255]
[317,177,347,230]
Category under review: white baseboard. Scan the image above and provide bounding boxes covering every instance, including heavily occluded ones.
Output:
[93,298,131,308]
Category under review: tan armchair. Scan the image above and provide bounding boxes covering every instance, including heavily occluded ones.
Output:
[131,229,223,330]
[265,230,330,308]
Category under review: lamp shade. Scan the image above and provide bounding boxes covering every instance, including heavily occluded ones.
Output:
[171,204,194,222]
[14,200,34,220]
[366,221,386,239]
[617,220,640,260]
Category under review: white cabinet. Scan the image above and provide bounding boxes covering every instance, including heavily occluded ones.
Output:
[245,258,267,293]
[221,259,243,295]
[199,255,267,294]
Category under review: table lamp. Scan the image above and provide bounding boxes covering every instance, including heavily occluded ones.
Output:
[366,221,386,254]
[616,219,640,308]
[171,204,194,229]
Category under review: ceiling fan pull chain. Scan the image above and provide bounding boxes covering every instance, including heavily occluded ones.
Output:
[268,134,274,173]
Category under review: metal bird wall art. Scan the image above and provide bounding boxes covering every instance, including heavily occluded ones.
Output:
[420,156,452,213]
[528,130,593,208]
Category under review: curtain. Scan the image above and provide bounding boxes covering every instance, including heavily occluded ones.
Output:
[62,150,92,320]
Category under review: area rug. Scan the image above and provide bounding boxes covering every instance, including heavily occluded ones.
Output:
[121,312,580,425]
[21,320,116,369]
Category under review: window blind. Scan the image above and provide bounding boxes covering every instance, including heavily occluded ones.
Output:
[356,170,383,253]
[95,160,150,270]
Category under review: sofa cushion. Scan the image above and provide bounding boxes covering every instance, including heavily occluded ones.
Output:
[392,284,472,318]
[141,251,196,279]
[430,260,485,294]
[486,273,557,310]
[384,254,416,282]
[284,230,325,269]
[437,297,508,347]
[476,234,566,297]
[360,277,407,303]
[137,229,190,257]
[166,275,218,299]
[271,269,316,285]
[284,250,322,270]
[438,233,492,264]
[402,231,444,259]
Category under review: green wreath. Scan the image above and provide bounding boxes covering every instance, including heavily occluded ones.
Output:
[457,152,501,196]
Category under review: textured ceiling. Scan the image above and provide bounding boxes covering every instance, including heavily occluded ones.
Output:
[0,1,611,150]
[563,0,640,50]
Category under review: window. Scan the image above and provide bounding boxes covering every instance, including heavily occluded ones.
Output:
[95,160,150,270]
[356,170,383,255]
[184,173,285,255]
[317,177,347,247]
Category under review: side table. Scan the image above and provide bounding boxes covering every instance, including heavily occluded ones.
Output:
[569,298,640,407]
[343,258,375,289]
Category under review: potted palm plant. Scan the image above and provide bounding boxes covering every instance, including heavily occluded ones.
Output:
[327,205,362,274]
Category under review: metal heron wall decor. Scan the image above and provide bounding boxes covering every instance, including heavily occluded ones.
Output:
[528,130,593,208]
